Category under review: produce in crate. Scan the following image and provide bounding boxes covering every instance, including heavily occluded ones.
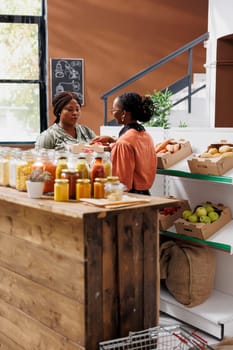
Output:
[155,139,192,169]
[188,140,233,176]
[182,203,220,223]
[155,139,181,154]
[175,202,232,240]
[200,144,233,158]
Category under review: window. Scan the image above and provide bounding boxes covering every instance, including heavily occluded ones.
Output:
[0,0,47,144]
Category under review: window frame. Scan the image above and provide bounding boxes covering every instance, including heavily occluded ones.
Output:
[0,0,47,145]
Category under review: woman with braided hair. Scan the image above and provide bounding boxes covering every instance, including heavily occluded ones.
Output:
[35,91,96,150]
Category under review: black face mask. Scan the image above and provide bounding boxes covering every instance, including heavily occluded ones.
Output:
[119,123,145,137]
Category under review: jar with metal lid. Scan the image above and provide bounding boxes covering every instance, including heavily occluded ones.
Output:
[35,149,56,194]
[76,179,91,200]
[55,152,68,179]
[91,152,105,183]
[0,147,12,186]
[61,168,80,199]
[103,152,112,177]
[76,153,90,179]
[93,177,107,199]
[16,150,35,191]
[106,176,119,183]
[54,179,69,201]
[9,148,22,188]
[104,181,126,201]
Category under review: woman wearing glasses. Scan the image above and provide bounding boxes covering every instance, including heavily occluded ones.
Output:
[92,92,157,195]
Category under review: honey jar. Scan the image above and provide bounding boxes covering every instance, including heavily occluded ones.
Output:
[54,179,69,201]
[93,178,107,199]
[76,179,91,200]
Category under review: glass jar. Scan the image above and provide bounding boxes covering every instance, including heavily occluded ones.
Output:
[16,150,35,191]
[91,152,105,183]
[54,179,69,201]
[9,148,22,188]
[103,151,112,177]
[31,149,56,194]
[61,168,80,199]
[76,179,91,200]
[104,181,126,201]
[93,178,107,199]
[0,147,12,186]
[55,154,68,179]
[76,153,90,179]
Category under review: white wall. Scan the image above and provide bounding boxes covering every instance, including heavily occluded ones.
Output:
[207,0,233,126]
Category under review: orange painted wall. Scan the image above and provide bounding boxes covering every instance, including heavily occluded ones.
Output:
[47,0,208,134]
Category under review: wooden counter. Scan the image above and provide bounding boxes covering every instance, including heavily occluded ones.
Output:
[0,187,179,350]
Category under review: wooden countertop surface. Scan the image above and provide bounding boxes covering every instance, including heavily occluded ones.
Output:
[0,186,180,218]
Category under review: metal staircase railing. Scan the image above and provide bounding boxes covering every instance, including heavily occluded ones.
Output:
[100,32,209,125]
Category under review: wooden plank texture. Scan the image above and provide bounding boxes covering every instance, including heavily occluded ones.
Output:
[0,266,84,343]
[0,188,178,350]
[0,299,83,350]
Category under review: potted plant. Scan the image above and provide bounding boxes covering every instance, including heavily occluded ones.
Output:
[143,88,173,128]
[26,168,52,198]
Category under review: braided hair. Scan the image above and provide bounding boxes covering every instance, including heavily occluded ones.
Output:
[117,92,154,123]
[52,91,81,123]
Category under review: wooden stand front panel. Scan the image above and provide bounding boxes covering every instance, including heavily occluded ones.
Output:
[85,206,159,349]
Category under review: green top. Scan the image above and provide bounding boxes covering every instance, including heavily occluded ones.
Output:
[35,123,96,151]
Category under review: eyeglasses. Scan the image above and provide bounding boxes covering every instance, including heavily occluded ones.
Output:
[110,109,122,114]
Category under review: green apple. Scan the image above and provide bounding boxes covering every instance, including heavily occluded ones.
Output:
[195,206,207,217]
[208,211,220,222]
[188,214,198,223]
[182,209,193,220]
[203,204,215,213]
[200,215,211,224]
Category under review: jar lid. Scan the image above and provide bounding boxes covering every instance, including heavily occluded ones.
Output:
[106,176,119,183]
[61,168,79,174]
[77,178,91,183]
[95,177,107,183]
[55,179,69,183]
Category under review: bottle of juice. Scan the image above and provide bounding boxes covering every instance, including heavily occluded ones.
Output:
[91,152,105,183]
[103,151,112,177]
[55,154,68,179]
[76,153,90,179]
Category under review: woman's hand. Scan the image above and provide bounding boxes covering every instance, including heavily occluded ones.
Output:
[90,135,117,145]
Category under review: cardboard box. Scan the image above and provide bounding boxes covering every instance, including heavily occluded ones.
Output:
[159,198,190,231]
[174,203,232,240]
[157,139,192,169]
[188,142,233,176]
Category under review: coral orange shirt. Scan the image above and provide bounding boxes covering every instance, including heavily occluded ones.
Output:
[111,129,157,191]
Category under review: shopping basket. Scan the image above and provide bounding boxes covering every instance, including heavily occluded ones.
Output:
[99,324,215,350]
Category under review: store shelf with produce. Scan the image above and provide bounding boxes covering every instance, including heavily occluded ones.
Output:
[160,220,233,254]
[157,158,233,185]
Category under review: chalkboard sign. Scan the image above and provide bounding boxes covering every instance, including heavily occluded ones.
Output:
[50,58,84,104]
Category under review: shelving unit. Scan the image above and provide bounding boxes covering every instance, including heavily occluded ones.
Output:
[152,128,233,340]
[157,163,233,254]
